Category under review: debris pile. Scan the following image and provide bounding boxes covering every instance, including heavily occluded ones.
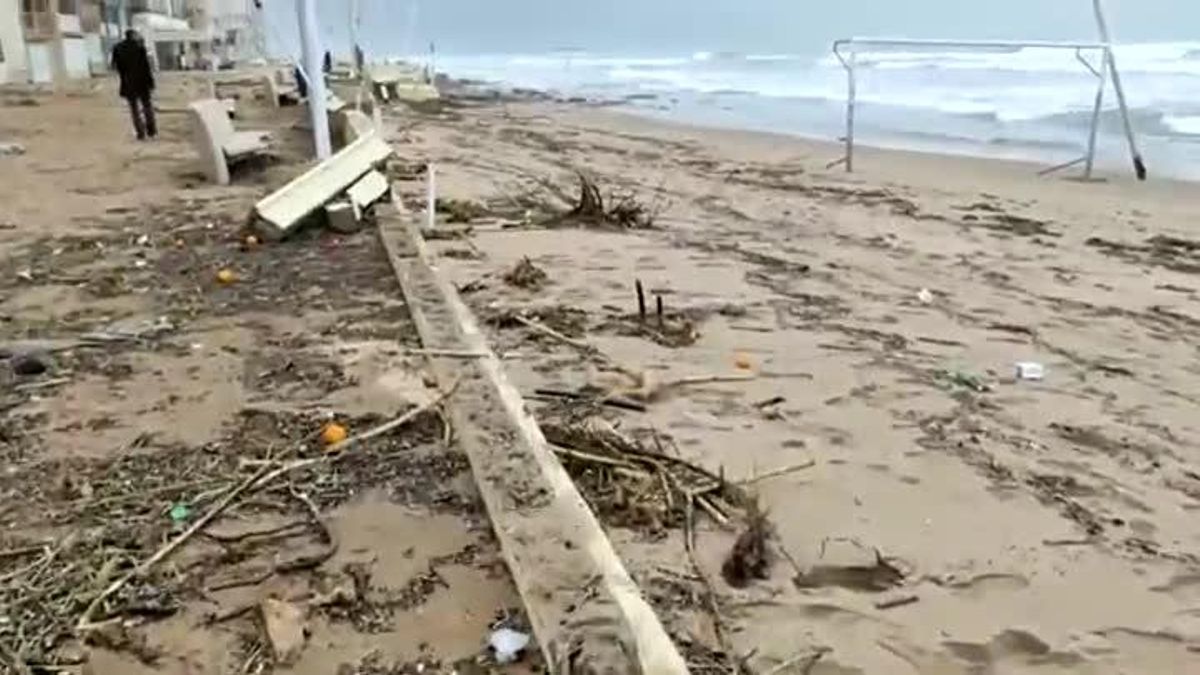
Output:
[549,173,657,230]
[540,416,747,536]
[503,257,549,290]
[0,402,453,670]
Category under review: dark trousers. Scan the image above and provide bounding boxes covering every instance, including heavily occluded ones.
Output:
[125,93,157,139]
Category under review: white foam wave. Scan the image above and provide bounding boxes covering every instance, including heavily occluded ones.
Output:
[819,42,1200,76]
[1165,115,1200,135]
[435,44,1200,135]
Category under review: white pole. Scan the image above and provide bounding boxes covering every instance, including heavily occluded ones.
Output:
[1083,52,1107,180]
[1092,0,1146,180]
[296,0,331,159]
[426,163,437,231]
[348,0,355,74]
[846,49,856,173]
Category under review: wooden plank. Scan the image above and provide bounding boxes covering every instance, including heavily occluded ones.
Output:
[375,206,688,674]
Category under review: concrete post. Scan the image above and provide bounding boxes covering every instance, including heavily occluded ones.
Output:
[296,0,331,159]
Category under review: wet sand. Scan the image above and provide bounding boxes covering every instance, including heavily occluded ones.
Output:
[1,77,524,674]
[4,72,1200,674]
[396,99,1200,673]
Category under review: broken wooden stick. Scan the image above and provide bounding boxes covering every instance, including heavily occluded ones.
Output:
[405,348,488,359]
[636,280,646,322]
[325,378,461,453]
[513,314,594,352]
[737,460,817,487]
[532,387,648,413]
[761,648,832,675]
[77,461,277,630]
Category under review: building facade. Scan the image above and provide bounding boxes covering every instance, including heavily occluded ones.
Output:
[0,0,30,83]
[0,0,110,84]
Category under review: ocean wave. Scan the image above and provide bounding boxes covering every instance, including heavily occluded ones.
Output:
[435,45,1200,137]
[819,42,1200,77]
[1165,115,1200,135]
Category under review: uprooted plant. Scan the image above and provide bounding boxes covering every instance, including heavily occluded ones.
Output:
[545,173,661,230]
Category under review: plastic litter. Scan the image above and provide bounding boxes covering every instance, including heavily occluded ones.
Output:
[169,503,191,524]
[489,627,531,664]
[1014,362,1045,381]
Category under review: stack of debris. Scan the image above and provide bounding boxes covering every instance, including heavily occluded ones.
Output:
[252,132,394,238]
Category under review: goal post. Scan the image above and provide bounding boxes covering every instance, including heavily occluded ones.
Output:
[829,0,1146,181]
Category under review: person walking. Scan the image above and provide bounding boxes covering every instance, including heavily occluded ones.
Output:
[112,30,157,140]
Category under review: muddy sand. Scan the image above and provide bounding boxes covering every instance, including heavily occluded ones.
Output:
[3,72,1200,675]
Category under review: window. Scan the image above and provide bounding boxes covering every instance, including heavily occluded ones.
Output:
[21,0,55,37]
[58,0,77,15]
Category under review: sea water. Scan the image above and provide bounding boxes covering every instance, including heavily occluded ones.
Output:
[266,0,1200,179]
[434,45,1200,180]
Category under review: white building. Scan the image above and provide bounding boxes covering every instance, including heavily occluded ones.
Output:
[0,0,30,84]
[0,0,108,84]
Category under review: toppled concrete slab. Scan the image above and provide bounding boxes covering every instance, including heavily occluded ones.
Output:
[253,132,392,236]
[324,199,360,234]
[347,169,390,217]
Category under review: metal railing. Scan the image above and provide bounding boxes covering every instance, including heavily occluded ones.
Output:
[829,37,1142,180]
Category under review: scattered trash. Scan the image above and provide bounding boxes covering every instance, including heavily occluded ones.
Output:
[488,627,531,664]
[216,268,237,284]
[502,257,548,289]
[320,421,348,447]
[16,269,34,282]
[734,352,755,371]
[916,288,934,304]
[1014,361,1045,381]
[11,353,49,377]
[0,142,26,156]
[244,234,260,248]
[260,598,308,665]
[436,197,489,224]
[938,369,989,393]
[168,503,191,524]
[135,233,151,247]
[82,316,175,343]
[721,500,774,588]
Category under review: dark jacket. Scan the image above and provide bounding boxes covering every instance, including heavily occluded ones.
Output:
[112,39,155,98]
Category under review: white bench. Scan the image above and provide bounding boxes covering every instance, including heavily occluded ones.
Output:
[263,70,300,107]
[187,99,272,185]
[333,108,375,149]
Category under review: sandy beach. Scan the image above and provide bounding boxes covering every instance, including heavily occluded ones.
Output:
[3,71,1200,674]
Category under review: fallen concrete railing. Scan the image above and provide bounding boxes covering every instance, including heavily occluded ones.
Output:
[253,130,392,236]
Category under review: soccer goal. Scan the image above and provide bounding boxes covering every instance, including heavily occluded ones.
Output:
[830,0,1145,181]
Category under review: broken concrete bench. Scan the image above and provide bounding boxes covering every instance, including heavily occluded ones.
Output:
[187,98,272,185]
[263,69,301,107]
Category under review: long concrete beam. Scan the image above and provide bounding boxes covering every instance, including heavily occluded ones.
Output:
[376,206,688,674]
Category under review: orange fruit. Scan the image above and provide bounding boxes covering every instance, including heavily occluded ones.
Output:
[216,268,236,284]
[320,422,348,447]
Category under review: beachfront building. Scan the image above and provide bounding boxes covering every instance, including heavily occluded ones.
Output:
[187,0,266,67]
[0,0,110,84]
[0,0,30,83]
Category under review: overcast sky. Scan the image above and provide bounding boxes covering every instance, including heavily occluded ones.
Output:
[268,0,1199,56]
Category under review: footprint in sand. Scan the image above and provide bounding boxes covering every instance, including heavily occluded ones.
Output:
[943,629,1083,669]
[939,573,1030,601]
[1151,573,1200,602]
